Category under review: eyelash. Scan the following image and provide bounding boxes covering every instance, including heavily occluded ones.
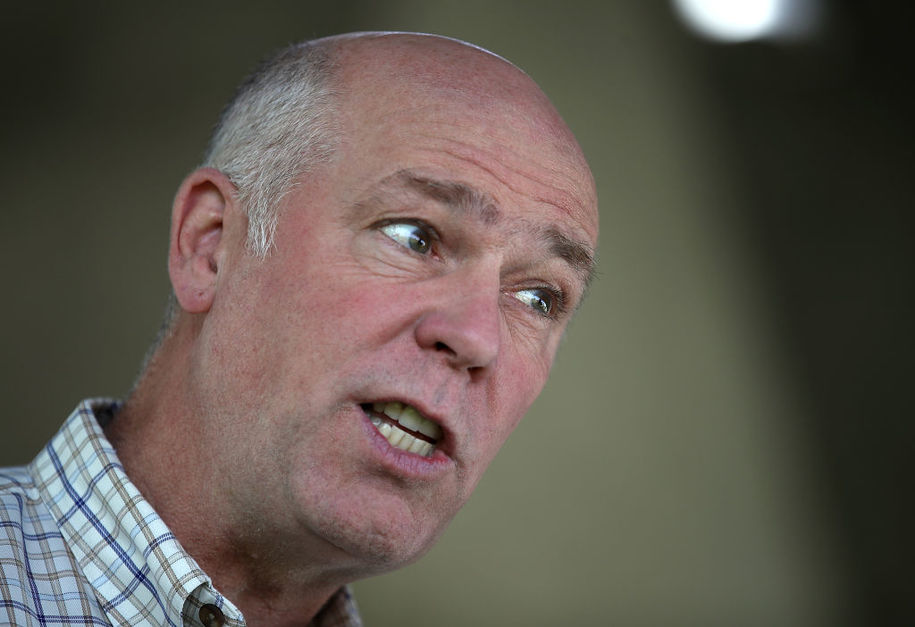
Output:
[376,218,568,320]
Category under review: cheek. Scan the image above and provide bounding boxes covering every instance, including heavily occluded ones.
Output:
[473,347,553,468]
[309,275,417,351]
[502,335,555,411]
[263,253,387,339]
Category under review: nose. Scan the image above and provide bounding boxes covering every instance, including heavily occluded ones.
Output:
[414,269,501,373]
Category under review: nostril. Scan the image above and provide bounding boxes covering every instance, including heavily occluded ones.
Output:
[434,341,453,354]
[415,307,499,371]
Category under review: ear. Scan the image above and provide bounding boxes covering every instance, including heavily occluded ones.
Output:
[168,167,238,314]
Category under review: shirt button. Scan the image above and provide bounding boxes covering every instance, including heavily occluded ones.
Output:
[199,603,226,627]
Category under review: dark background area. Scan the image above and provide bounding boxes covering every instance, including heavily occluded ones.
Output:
[1,2,911,624]
[699,4,913,622]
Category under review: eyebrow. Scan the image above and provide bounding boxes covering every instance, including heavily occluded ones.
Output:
[368,168,596,286]
[393,170,501,225]
[542,227,596,289]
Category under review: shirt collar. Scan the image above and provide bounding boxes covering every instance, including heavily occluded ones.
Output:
[30,399,361,626]
[31,399,233,625]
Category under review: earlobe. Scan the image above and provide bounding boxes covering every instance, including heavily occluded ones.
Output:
[168,167,237,314]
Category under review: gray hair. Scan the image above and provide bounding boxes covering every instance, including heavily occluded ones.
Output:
[131,41,339,394]
[203,40,338,256]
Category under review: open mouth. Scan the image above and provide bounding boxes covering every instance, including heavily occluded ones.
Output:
[361,401,443,457]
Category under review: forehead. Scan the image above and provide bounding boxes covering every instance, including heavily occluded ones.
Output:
[328,36,599,246]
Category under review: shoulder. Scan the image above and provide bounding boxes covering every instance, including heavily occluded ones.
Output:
[0,464,109,625]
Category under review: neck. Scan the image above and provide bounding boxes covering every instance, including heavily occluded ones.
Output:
[104,316,355,626]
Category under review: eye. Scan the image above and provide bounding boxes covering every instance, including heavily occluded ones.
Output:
[513,288,556,317]
[380,222,431,254]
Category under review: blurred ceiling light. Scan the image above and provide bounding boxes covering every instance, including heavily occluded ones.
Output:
[672,0,819,43]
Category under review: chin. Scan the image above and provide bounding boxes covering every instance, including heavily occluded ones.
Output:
[307,496,449,574]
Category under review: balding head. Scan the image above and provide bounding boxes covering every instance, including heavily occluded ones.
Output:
[203,32,597,257]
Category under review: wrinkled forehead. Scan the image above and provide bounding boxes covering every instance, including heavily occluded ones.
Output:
[326,34,599,243]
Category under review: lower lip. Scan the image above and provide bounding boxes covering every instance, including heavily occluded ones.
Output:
[359,408,454,479]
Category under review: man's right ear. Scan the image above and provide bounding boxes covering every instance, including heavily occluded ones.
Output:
[167,168,238,314]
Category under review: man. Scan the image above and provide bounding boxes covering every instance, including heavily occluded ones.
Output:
[0,32,598,626]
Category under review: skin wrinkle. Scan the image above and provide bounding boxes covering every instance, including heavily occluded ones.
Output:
[418,125,584,189]
[400,172,501,226]
[349,168,595,298]
[409,110,594,199]
[431,138,594,232]
[348,169,500,227]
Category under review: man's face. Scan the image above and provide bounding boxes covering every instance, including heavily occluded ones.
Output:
[193,42,598,573]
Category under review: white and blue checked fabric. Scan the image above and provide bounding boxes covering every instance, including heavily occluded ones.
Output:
[0,399,362,626]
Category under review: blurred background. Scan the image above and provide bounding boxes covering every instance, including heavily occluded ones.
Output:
[1,2,911,625]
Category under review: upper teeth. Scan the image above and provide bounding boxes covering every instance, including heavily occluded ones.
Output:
[370,401,443,457]
[373,402,442,440]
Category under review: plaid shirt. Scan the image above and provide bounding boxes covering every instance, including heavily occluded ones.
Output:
[0,399,362,626]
